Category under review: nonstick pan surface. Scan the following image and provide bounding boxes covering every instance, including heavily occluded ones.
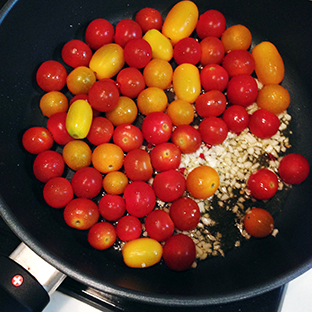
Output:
[0,0,312,307]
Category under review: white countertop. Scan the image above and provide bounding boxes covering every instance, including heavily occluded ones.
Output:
[43,268,312,312]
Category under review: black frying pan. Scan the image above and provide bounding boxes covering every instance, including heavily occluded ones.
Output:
[0,0,312,309]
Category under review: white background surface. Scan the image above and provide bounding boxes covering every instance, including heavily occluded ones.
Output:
[43,268,312,312]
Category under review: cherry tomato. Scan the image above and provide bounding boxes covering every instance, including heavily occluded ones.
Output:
[116,67,145,99]
[141,112,172,145]
[112,123,143,152]
[135,8,163,33]
[114,19,143,48]
[86,116,114,146]
[85,18,115,50]
[173,63,201,103]
[222,105,249,133]
[43,177,73,209]
[36,60,67,92]
[167,99,194,126]
[162,0,199,45]
[247,168,278,200]
[71,167,103,199]
[33,150,65,183]
[69,93,89,105]
[162,233,196,271]
[278,153,310,185]
[22,126,53,154]
[200,64,229,92]
[252,41,284,85]
[123,38,152,69]
[226,74,258,107]
[124,181,156,218]
[39,91,68,118]
[145,210,174,241]
[116,215,142,241]
[196,9,226,39]
[63,198,99,230]
[66,66,96,95]
[88,222,117,250]
[199,116,228,145]
[47,112,74,145]
[152,169,186,202]
[102,171,128,195]
[173,37,202,65]
[88,80,120,113]
[137,87,168,115]
[150,142,181,172]
[61,39,92,68]
[244,208,274,238]
[169,197,200,231]
[122,238,162,268]
[195,90,227,117]
[248,109,280,139]
[171,124,202,154]
[200,36,225,66]
[186,165,219,199]
[123,148,153,181]
[222,49,255,77]
[98,194,126,221]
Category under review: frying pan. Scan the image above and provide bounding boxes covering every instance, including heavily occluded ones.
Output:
[0,0,312,310]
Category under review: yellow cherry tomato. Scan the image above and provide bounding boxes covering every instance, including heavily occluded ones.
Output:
[89,43,125,79]
[172,63,201,103]
[66,100,93,139]
[122,238,163,268]
[143,29,173,61]
[252,41,285,85]
[66,66,96,95]
[167,99,194,125]
[137,87,168,115]
[162,0,199,45]
[39,91,68,117]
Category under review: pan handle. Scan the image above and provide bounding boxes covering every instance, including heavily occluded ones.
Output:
[0,243,66,312]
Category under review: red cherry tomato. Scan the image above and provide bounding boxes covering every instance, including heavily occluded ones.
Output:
[114,19,143,48]
[124,181,156,218]
[200,64,229,92]
[113,123,143,152]
[222,49,255,77]
[142,111,172,145]
[226,74,258,107]
[85,18,115,50]
[61,39,93,68]
[247,168,278,200]
[124,38,152,69]
[88,80,120,112]
[22,126,53,154]
[152,169,186,202]
[173,37,202,65]
[116,67,145,98]
[222,105,249,133]
[150,142,181,172]
[36,60,67,92]
[116,215,142,241]
[135,7,163,33]
[171,124,202,154]
[200,36,225,66]
[86,116,114,146]
[71,167,103,199]
[162,234,196,271]
[199,117,228,145]
[98,194,126,221]
[123,148,153,181]
[169,197,200,231]
[33,150,65,183]
[88,222,117,250]
[196,9,226,39]
[195,90,227,117]
[249,109,280,139]
[63,198,99,230]
[279,153,310,184]
[145,210,174,241]
[43,177,73,209]
[47,112,74,145]
[244,207,274,238]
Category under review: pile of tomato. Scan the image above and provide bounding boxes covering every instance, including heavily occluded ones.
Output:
[22,1,310,271]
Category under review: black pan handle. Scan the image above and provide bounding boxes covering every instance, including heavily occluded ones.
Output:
[0,243,66,312]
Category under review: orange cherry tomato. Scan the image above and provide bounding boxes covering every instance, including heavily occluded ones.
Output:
[39,91,68,117]
[66,66,96,95]
[103,171,129,195]
[166,99,194,125]
[137,87,168,115]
